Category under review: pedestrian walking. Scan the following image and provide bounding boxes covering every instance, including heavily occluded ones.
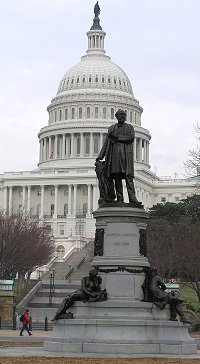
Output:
[19,309,32,336]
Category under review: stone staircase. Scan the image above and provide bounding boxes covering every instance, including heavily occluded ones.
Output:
[17,242,93,326]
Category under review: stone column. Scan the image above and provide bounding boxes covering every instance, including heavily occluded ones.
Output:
[87,184,91,216]
[80,133,84,157]
[90,133,94,157]
[73,184,77,216]
[100,133,103,150]
[44,137,47,161]
[62,134,65,158]
[54,185,58,218]
[3,186,8,213]
[134,138,137,162]
[54,135,58,159]
[71,133,74,157]
[139,138,142,162]
[8,186,13,212]
[146,142,149,165]
[49,136,52,159]
[39,140,42,163]
[93,183,98,211]
[68,184,72,215]
[40,185,44,218]
[27,186,31,213]
[22,186,26,211]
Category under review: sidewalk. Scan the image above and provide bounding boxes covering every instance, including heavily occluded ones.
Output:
[0,329,50,342]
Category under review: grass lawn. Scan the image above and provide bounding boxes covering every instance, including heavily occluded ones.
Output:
[180,284,200,311]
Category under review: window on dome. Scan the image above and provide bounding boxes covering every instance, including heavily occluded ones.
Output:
[87,107,90,118]
[119,79,121,85]
[111,108,114,119]
[55,110,57,122]
[103,107,106,118]
[83,76,85,83]
[95,76,98,82]
[93,134,99,154]
[76,135,80,155]
[130,111,133,122]
[95,107,98,119]
[64,204,68,216]
[63,79,66,87]
[72,108,75,119]
[67,78,69,85]
[89,76,92,83]
[79,107,82,119]
[114,78,116,84]
[85,134,90,155]
[76,77,79,83]
[71,78,74,84]
[135,113,137,124]
[65,109,68,120]
[108,77,111,84]
[102,76,104,83]
[96,35,99,47]
[123,80,126,86]
[59,110,62,121]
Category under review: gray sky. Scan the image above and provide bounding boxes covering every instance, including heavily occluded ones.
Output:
[0,0,199,177]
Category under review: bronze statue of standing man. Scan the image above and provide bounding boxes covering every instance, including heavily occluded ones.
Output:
[96,109,140,205]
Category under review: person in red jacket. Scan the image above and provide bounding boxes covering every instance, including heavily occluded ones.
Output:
[19,309,32,336]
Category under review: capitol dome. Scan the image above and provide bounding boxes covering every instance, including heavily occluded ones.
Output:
[57,57,133,96]
[38,5,150,176]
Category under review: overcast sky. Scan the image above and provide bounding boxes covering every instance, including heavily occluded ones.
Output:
[0,0,199,177]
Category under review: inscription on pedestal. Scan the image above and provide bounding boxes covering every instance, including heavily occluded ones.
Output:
[104,222,139,257]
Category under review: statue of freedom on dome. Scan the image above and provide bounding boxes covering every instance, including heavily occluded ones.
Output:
[95,109,141,206]
[94,2,100,17]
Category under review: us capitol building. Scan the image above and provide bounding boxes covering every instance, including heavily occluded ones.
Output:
[0,6,197,261]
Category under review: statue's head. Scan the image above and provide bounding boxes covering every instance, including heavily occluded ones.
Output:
[115,109,126,124]
[89,268,98,278]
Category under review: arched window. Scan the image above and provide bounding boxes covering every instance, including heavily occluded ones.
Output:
[108,77,111,84]
[36,204,41,216]
[76,77,79,84]
[95,76,98,82]
[135,113,137,124]
[51,204,54,217]
[93,134,99,154]
[87,107,90,118]
[65,109,68,120]
[102,76,105,83]
[79,107,82,119]
[76,135,80,155]
[130,111,133,122]
[83,203,88,216]
[111,108,114,119]
[114,78,116,84]
[89,76,92,83]
[56,245,65,259]
[95,107,98,119]
[55,110,57,122]
[103,107,106,119]
[64,204,68,216]
[82,76,85,83]
[85,134,90,155]
[72,108,75,119]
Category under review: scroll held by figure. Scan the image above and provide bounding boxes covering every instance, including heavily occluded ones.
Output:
[95,109,141,206]
[52,268,107,320]
[142,267,191,323]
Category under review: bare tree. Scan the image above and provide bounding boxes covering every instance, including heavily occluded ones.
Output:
[184,123,200,177]
[0,211,55,282]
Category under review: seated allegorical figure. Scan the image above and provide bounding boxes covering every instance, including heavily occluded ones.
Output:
[52,268,107,320]
[142,267,190,323]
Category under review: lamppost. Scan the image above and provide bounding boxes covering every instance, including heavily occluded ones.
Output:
[49,272,53,305]
[52,268,55,291]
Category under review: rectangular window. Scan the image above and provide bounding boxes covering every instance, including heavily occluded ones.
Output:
[51,190,55,196]
[161,197,166,203]
[19,191,23,197]
[37,191,41,196]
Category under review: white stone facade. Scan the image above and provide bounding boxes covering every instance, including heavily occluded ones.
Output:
[0,12,197,259]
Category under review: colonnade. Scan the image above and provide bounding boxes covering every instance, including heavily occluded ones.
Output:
[39,132,150,165]
[3,183,99,218]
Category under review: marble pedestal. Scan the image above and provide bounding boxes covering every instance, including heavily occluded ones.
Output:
[44,205,197,355]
